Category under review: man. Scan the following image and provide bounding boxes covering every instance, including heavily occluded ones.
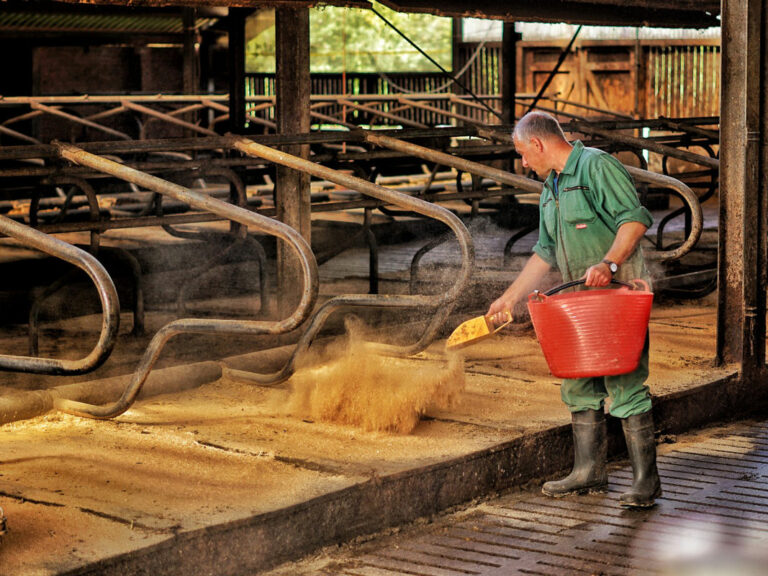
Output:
[487,111,661,508]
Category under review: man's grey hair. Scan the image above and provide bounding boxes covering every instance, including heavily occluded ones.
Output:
[513,111,567,143]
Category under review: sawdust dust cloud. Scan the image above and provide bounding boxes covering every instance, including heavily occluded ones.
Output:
[286,318,465,434]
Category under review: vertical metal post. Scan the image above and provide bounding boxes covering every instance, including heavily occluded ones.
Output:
[633,27,644,119]
[228,8,247,133]
[452,18,462,96]
[718,0,767,378]
[275,6,311,316]
[183,8,198,95]
[183,8,199,138]
[501,22,519,127]
[718,0,746,365]
[741,0,766,378]
[759,2,768,376]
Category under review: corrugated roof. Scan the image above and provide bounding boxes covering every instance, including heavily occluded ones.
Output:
[0,10,218,35]
[516,22,721,42]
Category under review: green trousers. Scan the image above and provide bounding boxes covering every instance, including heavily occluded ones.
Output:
[561,334,651,418]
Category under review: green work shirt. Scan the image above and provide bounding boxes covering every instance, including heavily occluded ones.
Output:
[532,141,653,285]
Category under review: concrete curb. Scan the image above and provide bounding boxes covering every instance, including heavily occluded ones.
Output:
[63,371,745,576]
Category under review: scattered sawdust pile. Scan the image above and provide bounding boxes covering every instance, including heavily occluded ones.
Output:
[286,325,465,434]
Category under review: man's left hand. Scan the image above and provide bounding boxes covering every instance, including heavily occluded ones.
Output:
[583,262,612,287]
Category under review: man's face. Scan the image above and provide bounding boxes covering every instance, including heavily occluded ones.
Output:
[513,135,549,179]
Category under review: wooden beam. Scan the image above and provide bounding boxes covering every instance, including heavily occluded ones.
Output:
[378,0,720,28]
[44,0,370,7]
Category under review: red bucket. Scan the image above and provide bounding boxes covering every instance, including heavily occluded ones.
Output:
[527,279,653,379]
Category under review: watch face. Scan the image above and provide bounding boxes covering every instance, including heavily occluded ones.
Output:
[609,262,618,273]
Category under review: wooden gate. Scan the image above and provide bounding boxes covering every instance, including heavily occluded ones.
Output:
[517,39,721,119]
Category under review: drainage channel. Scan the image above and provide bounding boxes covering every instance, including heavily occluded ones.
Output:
[272,418,768,576]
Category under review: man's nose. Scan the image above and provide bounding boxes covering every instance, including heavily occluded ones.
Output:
[521,157,529,168]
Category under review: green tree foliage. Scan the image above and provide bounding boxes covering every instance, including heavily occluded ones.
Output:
[246,2,452,74]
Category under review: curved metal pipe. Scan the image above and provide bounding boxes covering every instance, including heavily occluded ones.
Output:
[29,269,80,357]
[364,131,543,194]
[225,293,436,387]
[100,246,146,336]
[503,224,539,266]
[409,234,451,293]
[231,135,474,304]
[32,176,102,252]
[363,132,544,289]
[159,168,271,316]
[568,119,720,170]
[160,167,251,314]
[624,166,703,262]
[230,135,474,384]
[52,142,318,419]
[0,215,120,374]
[29,177,104,356]
[175,233,249,315]
[658,145,718,250]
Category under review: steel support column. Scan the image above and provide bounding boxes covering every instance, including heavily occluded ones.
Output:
[275,6,311,316]
[501,22,519,127]
[183,8,198,95]
[718,0,767,377]
[227,8,247,132]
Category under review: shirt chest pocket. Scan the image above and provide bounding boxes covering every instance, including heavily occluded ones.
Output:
[560,187,597,224]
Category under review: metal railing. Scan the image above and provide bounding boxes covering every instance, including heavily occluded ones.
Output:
[50,142,319,419]
[0,215,119,375]
[225,135,475,385]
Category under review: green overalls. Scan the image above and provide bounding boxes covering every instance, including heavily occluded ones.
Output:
[532,141,654,418]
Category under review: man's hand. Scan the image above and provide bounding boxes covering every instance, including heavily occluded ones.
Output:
[487,294,516,327]
[485,253,552,327]
[583,261,613,287]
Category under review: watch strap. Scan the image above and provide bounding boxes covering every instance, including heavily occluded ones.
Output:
[601,259,618,274]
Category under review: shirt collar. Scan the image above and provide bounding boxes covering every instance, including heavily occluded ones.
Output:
[560,140,584,176]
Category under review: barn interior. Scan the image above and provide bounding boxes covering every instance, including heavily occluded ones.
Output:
[0,0,766,574]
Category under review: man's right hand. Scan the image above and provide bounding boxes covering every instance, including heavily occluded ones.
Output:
[484,252,552,329]
[486,295,515,327]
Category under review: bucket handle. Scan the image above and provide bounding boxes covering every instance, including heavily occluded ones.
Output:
[529,278,649,302]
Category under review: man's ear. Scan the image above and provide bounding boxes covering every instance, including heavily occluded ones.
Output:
[530,136,544,152]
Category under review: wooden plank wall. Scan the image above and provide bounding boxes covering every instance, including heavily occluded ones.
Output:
[516,39,721,120]
[243,39,722,126]
[646,43,721,118]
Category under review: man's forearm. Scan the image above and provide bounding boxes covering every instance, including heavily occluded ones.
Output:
[488,253,552,319]
[603,221,648,265]
[505,253,553,302]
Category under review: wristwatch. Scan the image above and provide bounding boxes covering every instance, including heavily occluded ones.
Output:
[601,259,619,275]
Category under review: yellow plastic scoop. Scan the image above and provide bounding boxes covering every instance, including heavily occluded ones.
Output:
[446,311,513,350]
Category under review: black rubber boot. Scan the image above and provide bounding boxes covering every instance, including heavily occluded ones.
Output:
[620,411,662,508]
[542,408,607,497]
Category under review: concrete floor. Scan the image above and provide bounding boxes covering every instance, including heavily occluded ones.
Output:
[0,198,733,574]
[264,417,768,576]
[0,300,732,575]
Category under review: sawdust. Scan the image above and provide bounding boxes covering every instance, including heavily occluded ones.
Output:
[284,319,465,434]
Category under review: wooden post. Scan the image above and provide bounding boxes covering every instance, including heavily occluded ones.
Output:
[717,0,767,378]
[275,6,311,317]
